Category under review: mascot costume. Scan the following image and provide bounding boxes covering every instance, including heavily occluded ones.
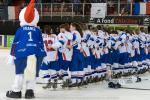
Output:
[6,0,46,99]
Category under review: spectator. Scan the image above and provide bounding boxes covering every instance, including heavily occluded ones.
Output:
[73,0,82,15]
[0,0,3,4]
[84,0,91,15]
[64,0,70,3]
[134,0,144,2]
[89,0,103,3]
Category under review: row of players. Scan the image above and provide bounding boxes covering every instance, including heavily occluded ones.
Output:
[38,23,150,88]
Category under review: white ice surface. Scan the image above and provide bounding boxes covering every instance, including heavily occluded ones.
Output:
[0,49,150,100]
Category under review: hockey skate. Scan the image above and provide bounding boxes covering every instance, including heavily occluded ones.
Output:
[61,79,71,88]
[102,74,107,81]
[52,79,58,90]
[43,79,52,89]
[88,76,93,83]
[68,80,78,88]
[91,77,97,83]
[112,73,118,79]
[93,76,99,83]
[77,79,84,87]
[25,89,35,99]
[83,77,89,85]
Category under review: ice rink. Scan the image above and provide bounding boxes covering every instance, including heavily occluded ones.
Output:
[0,49,150,100]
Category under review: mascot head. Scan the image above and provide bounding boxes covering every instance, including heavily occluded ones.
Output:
[19,0,39,27]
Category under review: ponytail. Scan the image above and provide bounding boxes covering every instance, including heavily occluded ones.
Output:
[71,23,83,37]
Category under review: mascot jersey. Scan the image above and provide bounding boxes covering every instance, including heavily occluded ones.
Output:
[10,26,46,58]
[10,0,46,59]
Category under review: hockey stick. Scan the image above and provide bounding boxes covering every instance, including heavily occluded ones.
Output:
[108,81,150,91]
[120,86,150,91]
[118,77,149,85]
[36,82,62,84]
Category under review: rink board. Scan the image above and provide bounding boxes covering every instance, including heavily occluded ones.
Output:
[0,35,14,48]
[0,49,150,100]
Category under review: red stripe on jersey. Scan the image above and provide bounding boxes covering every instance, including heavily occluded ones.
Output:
[67,40,71,45]
[95,53,98,58]
[62,53,67,61]
[83,50,87,57]
[12,44,16,56]
[56,53,58,60]
[67,40,71,51]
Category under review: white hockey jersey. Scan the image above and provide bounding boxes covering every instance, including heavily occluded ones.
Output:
[131,34,140,55]
[43,34,60,61]
[58,31,73,61]
[81,30,91,57]
[117,32,128,53]
[71,30,82,50]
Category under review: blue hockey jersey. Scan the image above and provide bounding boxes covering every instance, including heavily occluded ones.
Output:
[10,25,46,58]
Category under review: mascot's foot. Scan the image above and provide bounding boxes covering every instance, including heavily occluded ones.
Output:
[6,90,22,99]
[25,89,35,99]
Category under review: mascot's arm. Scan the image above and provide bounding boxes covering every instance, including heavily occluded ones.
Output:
[8,28,21,65]
[38,29,45,49]
[10,28,21,56]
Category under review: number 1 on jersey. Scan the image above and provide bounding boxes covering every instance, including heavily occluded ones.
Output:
[28,32,33,41]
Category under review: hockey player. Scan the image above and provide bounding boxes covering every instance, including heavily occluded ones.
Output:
[148,37,150,66]
[125,31,134,76]
[146,34,150,66]
[129,30,142,81]
[107,31,121,78]
[116,31,130,77]
[6,0,46,99]
[89,27,103,82]
[40,25,63,89]
[57,24,73,87]
[69,23,84,87]
[138,28,149,73]
[96,32,107,82]
[99,30,110,81]
[81,24,92,84]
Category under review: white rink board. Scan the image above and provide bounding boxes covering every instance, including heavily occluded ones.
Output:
[0,49,150,100]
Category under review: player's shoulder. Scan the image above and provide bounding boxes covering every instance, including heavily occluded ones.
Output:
[50,34,57,38]
[84,30,91,35]
[74,30,80,34]
[65,31,71,35]
[65,31,73,36]
[58,32,63,36]
[42,33,48,37]
[57,33,64,38]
